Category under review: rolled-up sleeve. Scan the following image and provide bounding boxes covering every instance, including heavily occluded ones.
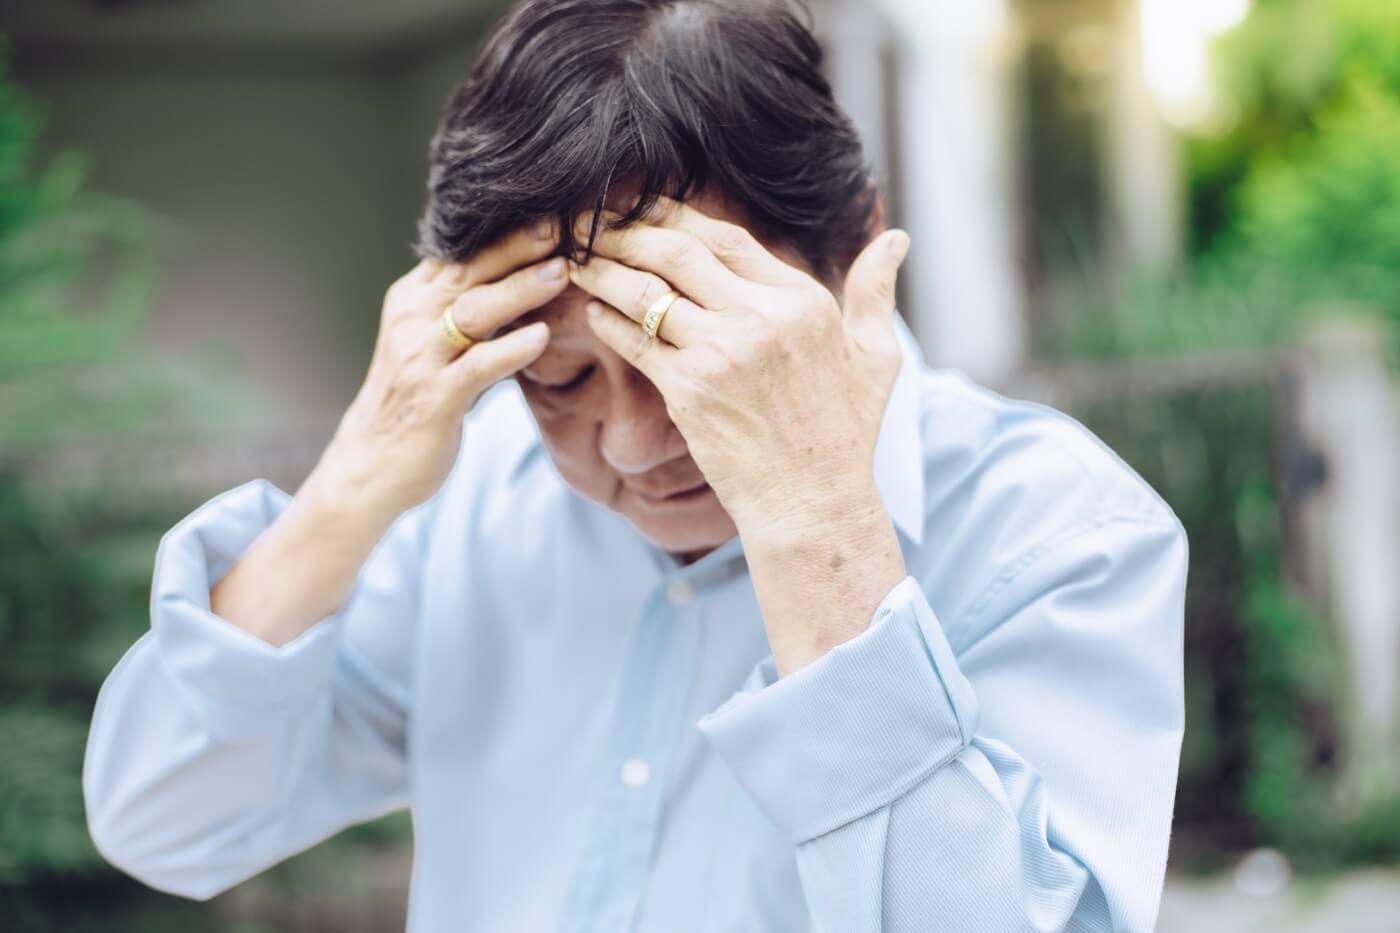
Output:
[697,576,977,844]
[84,479,429,900]
[149,480,350,741]
[698,513,1187,933]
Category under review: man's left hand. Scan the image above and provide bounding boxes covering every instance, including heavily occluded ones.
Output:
[568,198,912,674]
[568,198,910,542]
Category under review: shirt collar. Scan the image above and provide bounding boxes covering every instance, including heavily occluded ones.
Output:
[874,313,927,547]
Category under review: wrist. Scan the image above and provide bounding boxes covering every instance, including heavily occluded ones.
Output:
[296,455,405,544]
[734,473,887,552]
[739,482,907,675]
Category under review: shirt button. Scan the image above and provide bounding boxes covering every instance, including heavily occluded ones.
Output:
[620,758,651,788]
[666,578,695,607]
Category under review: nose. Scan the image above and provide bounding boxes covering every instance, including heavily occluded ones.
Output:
[598,367,687,476]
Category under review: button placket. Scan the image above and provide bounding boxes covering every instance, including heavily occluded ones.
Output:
[556,580,706,933]
[666,578,696,607]
[620,758,651,788]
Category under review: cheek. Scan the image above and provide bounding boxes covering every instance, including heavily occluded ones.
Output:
[527,400,613,490]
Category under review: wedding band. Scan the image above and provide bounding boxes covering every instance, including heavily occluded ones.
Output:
[441,307,475,351]
[642,289,681,341]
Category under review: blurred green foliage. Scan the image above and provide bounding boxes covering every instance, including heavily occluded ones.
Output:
[1049,0,1400,870]
[1053,0,1400,360]
[0,37,412,929]
[0,33,228,926]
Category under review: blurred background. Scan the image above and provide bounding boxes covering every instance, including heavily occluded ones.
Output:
[0,0,1397,930]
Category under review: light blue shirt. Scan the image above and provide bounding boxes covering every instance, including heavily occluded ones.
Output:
[84,319,1187,932]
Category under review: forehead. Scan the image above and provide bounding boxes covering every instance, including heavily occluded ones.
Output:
[601,179,750,226]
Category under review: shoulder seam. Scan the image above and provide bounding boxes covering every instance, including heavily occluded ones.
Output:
[920,371,1174,517]
[953,508,1179,639]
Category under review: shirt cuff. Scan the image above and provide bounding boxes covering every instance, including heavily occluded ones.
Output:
[696,576,979,844]
[151,478,346,742]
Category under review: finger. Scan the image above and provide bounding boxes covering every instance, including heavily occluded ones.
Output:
[440,257,570,355]
[842,229,909,326]
[633,197,808,287]
[420,256,477,289]
[404,257,446,286]
[454,218,559,291]
[584,300,676,386]
[567,255,709,347]
[442,320,551,400]
[575,212,748,308]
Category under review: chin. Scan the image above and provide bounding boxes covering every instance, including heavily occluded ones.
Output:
[627,500,738,557]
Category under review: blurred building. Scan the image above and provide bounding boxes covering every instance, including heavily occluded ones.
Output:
[3,0,508,441]
[3,0,1187,460]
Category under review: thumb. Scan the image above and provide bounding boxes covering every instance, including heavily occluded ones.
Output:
[842,229,910,323]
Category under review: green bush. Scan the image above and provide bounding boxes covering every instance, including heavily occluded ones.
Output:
[1049,0,1400,870]
[0,39,414,929]
[1053,0,1400,363]
[0,32,236,926]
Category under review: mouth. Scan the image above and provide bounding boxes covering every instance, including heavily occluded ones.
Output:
[630,480,711,505]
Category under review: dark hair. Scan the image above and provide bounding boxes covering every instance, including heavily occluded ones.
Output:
[415,0,878,284]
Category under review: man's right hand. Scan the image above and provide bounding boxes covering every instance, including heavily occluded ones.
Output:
[210,220,566,647]
[315,219,567,521]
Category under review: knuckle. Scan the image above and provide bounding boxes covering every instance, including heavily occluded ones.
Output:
[629,327,654,360]
[632,276,666,315]
[385,312,424,351]
[740,309,777,340]
[452,355,486,387]
[385,278,410,305]
[711,223,755,260]
[448,290,481,335]
[689,350,728,386]
[659,232,699,270]
[751,323,783,357]
[383,285,418,320]
[802,283,839,315]
[454,347,508,389]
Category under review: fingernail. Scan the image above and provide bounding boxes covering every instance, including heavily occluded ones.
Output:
[532,218,555,240]
[886,230,911,263]
[586,301,604,319]
[537,258,566,281]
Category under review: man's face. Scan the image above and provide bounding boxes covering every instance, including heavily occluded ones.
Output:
[511,187,806,558]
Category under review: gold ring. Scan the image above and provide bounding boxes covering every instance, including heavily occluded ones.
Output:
[441,307,475,352]
[642,289,681,341]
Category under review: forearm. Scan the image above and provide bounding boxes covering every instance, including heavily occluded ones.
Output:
[210,455,402,647]
[739,480,906,676]
[88,477,419,898]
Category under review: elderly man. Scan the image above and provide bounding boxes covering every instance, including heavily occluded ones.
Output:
[83,0,1187,930]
